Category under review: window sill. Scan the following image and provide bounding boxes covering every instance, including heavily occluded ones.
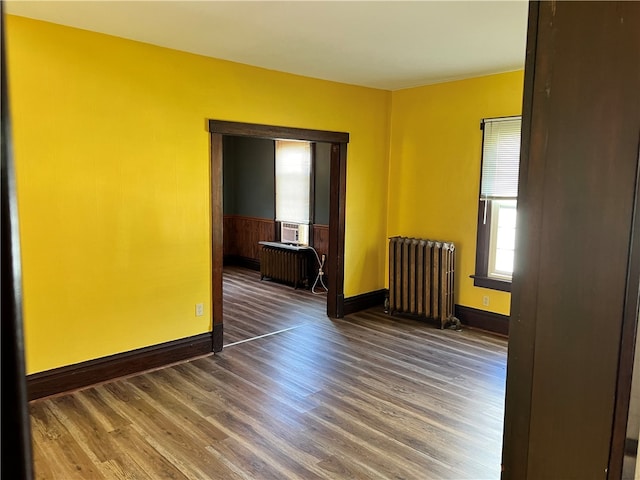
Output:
[471,275,512,293]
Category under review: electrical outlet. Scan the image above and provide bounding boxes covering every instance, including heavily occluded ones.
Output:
[195,303,204,317]
[482,296,490,307]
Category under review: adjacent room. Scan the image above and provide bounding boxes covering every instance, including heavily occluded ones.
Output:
[221,135,333,346]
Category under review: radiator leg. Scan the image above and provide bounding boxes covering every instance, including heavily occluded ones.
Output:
[444,315,462,331]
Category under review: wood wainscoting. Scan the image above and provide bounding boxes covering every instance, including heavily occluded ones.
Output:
[312,224,329,259]
[223,215,275,270]
[224,218,329,276]
[311,224,329,280]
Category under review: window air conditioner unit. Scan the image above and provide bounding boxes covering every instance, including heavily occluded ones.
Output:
[281,222,309,245]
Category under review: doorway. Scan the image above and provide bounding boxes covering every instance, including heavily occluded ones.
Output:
[208,120,349,352]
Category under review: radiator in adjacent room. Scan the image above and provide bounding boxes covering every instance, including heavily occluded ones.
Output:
[260,244,310,289]
[388,236,460,329]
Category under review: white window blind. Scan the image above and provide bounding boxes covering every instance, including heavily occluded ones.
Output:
[480,117,522,199]
[275,140,311,224]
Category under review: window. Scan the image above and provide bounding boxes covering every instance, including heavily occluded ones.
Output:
[275,140,311,244]
[473,116,521,292]
[488,199,517,279]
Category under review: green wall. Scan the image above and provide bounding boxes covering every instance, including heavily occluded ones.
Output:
[223,136,331,225]
[223,136,275,219]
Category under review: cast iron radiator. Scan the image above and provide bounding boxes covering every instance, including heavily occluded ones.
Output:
[387,236,460,329]
[260,245,309,289]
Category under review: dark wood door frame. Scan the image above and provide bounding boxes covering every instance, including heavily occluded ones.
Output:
[1,3,35,477]
[501,2,640,478]
[208,120,349,352]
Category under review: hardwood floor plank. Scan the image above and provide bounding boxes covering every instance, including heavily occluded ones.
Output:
[100,383,240,479]
[309,406,455,480]
[48,394,122,463]
[175,363,338,477]
[40,430,106,479]
[223,266,326,345]
[107,425,188,480]
[235,322,503,433]
[76,387,132,433]
[218,322,501,475]
[30,266,508,479]
[99,459,148,480]
[125,374,229,442]
[190,357,322,416]
[30,401,66,443]
[147,368,226,418]
[206,410,329,480]
[223,330,495,478]
[32,440,69,480]
[204,436,287,480]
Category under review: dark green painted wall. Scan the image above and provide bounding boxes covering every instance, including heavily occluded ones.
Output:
[223,136,329,224]
[223,136,275,219]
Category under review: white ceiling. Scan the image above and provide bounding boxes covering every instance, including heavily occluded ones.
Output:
[5,0,529,90]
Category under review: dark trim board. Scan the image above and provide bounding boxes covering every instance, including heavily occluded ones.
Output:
[455,304,509,336]
[208,120,349,144]
[471,275,511,293]
[327,143,347,318]
[368,290,508,336]
[209,120,348,320]
[27,333,213,401]
[212,323,223,353]
[625,438,638,457]
[343,289,386,316]
[224,255,260,271]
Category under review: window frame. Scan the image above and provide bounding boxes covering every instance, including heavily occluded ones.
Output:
[472,115,522,293]
[473,199,512,292]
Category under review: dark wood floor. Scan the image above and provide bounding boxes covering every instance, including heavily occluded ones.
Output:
[29,267,507,479]
[223,266,327,346]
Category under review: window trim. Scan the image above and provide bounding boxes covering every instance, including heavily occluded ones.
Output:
[472,115,521,294]
[472,199,512,293]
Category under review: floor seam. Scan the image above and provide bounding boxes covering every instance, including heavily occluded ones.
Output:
[223,323,310,348]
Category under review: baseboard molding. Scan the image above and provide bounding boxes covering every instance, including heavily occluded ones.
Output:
[343,289,386,316]
[625,438,638,456]
[212,323,223,353]
[27,332,213,401]
[455,304,509,336]
[224,255,260,271]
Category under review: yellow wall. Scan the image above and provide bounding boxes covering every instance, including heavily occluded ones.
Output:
[6,15,391,373]
[387,71,524,316]
[7,14,525,374]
